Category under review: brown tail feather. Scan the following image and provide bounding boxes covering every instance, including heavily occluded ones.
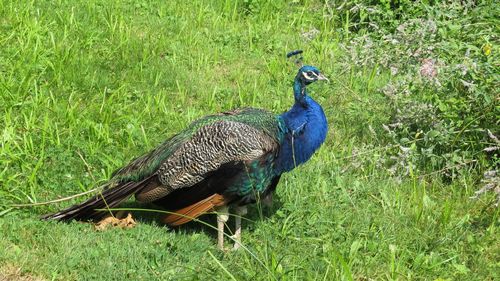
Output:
[42,176,154,222]
[162,193,229,226]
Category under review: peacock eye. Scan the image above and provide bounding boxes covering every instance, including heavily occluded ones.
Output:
[302,71,316,81]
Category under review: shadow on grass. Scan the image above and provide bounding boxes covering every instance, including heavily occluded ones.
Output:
[118,194,284,238]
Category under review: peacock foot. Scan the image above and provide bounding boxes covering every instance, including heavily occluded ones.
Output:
[230,206,248,251]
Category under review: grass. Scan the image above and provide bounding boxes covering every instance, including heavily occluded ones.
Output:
[0,0,498,280]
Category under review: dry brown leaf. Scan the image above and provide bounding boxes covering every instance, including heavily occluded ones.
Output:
[94,213,137,231]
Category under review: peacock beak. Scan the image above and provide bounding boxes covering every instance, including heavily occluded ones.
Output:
[317,73,329,82]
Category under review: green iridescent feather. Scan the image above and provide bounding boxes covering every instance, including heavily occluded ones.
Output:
[111,107,286,183]
[227,153,277,198]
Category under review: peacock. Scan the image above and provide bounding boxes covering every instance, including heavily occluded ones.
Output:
[43,50,328,250]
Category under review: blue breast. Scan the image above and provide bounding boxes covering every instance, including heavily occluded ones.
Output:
[275,95,327,173]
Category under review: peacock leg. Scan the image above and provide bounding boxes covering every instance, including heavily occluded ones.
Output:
[215,205,229,250]
[262,193,273,208]
[231,205,248,250]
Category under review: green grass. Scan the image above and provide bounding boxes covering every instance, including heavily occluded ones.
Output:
[0,1,498,280]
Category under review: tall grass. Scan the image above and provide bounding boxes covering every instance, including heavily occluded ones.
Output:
[0,1,498,280]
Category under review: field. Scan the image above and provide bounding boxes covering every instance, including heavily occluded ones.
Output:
[0,1,498,280]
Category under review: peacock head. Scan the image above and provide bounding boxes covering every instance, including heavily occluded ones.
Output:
[297,65,328,85]
[287,50,328,86]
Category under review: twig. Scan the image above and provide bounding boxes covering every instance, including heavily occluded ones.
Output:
[76,150,96,182]
[417,159,477,179]
[10,184,107,207]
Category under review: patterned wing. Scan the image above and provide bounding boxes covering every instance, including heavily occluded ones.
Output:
[158,120,278,188]
[111,108,284,183]
[135,120,280,202]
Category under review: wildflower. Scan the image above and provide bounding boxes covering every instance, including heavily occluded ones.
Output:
[381,83,397,98]
[420,58,438,79]
[455,64,468,76]
[390,66,398,76]
[301,28,320,41]
[471,170,500,207]
[482,43,492,56]
[487,129,500,144]
[460,79,476,93]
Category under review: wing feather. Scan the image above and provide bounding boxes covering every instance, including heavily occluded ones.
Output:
[112,108,283,183]
[158,120,278,189]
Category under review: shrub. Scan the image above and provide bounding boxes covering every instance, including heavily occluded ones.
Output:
[334,0,499,178]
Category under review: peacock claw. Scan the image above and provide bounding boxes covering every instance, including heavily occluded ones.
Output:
[227,232,241,250]
[231,206,247,251]
[230,235,242,251]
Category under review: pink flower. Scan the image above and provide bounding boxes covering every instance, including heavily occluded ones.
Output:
[420,58,437,79]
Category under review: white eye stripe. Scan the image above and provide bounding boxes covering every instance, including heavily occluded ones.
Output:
[302,71,316,81]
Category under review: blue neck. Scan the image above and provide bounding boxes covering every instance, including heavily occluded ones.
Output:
[275,77,328,173]
[293,77,307,104]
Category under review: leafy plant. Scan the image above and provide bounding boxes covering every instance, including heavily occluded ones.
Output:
[335,0,499,177]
